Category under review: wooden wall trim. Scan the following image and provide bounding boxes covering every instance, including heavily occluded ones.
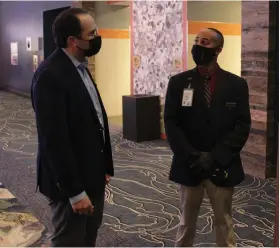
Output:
[188,21,241,36]
[99,29,129,39]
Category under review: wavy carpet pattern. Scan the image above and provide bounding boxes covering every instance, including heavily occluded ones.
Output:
[0,91,276,247]
[0,184,45,247]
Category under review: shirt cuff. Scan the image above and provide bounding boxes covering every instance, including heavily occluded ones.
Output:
[69,191,87,205]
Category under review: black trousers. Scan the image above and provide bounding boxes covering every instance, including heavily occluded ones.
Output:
[49,194,104,247]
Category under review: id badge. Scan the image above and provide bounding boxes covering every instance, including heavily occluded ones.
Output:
[182,88,194,107]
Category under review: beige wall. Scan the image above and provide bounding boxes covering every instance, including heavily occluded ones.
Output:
[93,2,130,117]
[187,1,241,23]
[186,1,241,75]
[94,1,130,29]
[95,38,130,117]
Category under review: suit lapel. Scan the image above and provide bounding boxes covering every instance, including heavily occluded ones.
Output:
[56,49,95,108]
[185,68,209,109]
[85,67,97,87]
[210,69,231,113]
[56,49,104,126]
[181,67,231,112]
[85,68,108,121]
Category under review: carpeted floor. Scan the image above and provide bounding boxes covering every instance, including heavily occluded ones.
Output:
[0,91,276,247]
[0,183,45,247]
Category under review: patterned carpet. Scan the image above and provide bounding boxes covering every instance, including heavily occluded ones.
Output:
[0,90,276,247]
[0,184,45,247]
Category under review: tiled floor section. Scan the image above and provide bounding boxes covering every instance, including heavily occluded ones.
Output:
[0,91,277,247]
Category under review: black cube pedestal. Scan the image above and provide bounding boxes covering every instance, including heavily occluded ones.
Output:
[122,95,160,142]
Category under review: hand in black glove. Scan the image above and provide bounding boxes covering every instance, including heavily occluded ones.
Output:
[190,152,215,178]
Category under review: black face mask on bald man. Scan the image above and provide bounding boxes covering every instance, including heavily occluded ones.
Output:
[191,44,219,66]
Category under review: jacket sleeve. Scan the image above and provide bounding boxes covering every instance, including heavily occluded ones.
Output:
[164,77,198,161]
[104,124,114,176]
[32,69,85,198]
[211,79,251,167]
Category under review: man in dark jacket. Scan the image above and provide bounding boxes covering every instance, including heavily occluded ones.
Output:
[164,28,251,247]
[31,8,114,247]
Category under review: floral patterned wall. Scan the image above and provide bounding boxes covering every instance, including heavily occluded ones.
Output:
[131,0,184,97]
[131,0,185,133]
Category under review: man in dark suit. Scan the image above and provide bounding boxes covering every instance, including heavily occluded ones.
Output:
[31,8,114,247]
[164,28,251,247]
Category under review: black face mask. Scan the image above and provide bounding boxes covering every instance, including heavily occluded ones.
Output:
[77,36,102,57]
[191,44,218,66]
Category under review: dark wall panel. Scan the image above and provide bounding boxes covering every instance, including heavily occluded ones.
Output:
[0,1,71,94]
[43,6,70,59]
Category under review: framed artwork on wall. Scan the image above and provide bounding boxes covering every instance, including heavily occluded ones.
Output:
[133,55,141,68]
[172,58,182,71]
[10,42,18,65]
[26,37,32,51]
[33,55,38,72]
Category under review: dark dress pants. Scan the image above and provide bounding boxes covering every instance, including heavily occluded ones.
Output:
[49,193,105,247]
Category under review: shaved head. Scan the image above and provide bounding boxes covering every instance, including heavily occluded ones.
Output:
[195,28,224,49]
[207,28,224,48]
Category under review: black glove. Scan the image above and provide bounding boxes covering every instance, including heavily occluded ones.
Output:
[190,152,215,178]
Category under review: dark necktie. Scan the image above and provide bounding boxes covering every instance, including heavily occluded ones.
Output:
[204,76,211,107]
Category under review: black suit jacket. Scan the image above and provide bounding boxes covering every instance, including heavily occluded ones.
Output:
[164,67,251,187]
[31,48,114,201]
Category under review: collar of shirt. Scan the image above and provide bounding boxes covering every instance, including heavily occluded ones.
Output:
[198,64,219,95]
[198,63,219,77]
[62,48,88,69]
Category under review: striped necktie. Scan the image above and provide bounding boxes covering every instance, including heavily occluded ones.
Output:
[204,76,211,107]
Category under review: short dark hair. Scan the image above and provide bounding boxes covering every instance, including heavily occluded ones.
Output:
[52,8,89,48]
[207,28,224,48]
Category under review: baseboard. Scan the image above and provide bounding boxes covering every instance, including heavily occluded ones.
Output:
[0,86,31,98]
